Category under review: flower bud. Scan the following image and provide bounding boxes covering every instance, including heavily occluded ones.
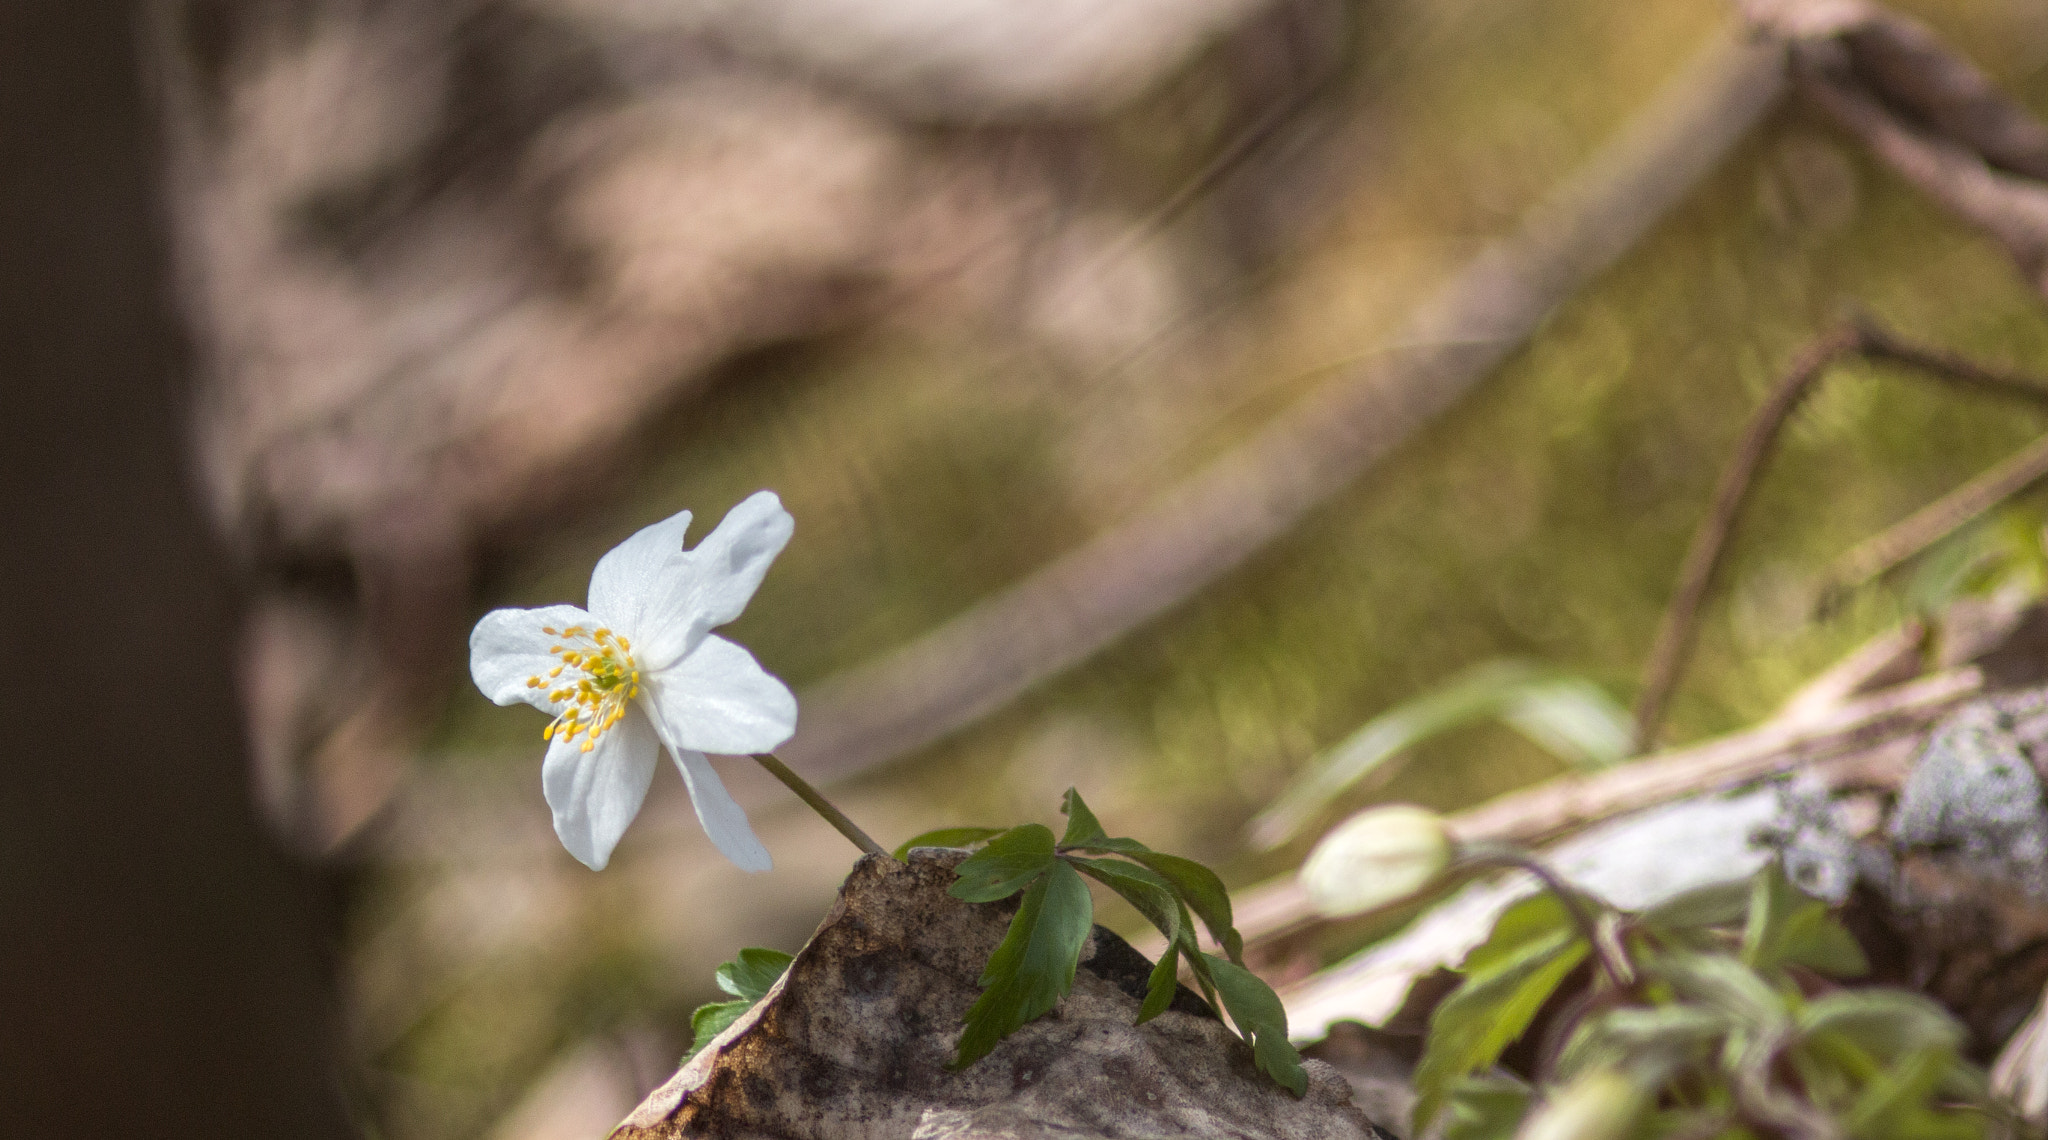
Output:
[1516,1070,1646,1140]
[1299,804,1453,917]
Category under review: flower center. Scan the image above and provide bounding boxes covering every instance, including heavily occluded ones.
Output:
[526,625,641,752]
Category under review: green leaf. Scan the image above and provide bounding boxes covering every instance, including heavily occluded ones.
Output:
[1127,851,1244,962]
[1203,953,1308,1097]
[685,946,796,1061]
[1641,879,1752,934]
[950,824,1058,903]
[716,947,795,1000]
[686,999,755,1060]
[893,826,1006,860]
[953,859,1094,1069]
[1798,991,1964,1062]
[1743,864,1868,978]
[1413,918,1590,1129]
[1559,1004,1731,1081]
[1647,952,1790,1035]
[1467,891,1578,974]
[1442,1074,1533,1140]
[1138,940,1180,1024]
[1499,679,1634,772]
[1060,788,1109,846]
[1249,660,1631,847]
[1066,856,1180,944]
[1845,1048,1964,1140]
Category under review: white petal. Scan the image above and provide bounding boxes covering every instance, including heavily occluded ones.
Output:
[630,491,794,671]
[470,604,599,710]
[645,635,797,756]
[586,508,693,635]
[541,702,661,870]
[671,747,773,872]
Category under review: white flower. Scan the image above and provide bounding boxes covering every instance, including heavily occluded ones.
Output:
[469,491,798,872]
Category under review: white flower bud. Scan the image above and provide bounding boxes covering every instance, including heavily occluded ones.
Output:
[1516,1070,1645,1140]
[1299,804,1453,917]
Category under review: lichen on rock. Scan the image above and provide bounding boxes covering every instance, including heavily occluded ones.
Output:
[615,849,1389,1140]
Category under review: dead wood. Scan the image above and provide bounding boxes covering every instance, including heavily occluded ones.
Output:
[614,849,1389,1140]
[1632,319,2048,753]
[783,26,1789,782]
[1745,0,2048,297]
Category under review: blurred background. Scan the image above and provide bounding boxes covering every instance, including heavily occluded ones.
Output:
[12,0,2048,1136]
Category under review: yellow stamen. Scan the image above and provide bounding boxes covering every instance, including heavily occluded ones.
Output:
[536,622,641,751]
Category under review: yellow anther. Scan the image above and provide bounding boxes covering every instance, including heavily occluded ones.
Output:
[617,635,630,650]
[542,626,557,635]
[549,666,563,677]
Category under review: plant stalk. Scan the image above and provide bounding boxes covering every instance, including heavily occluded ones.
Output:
[750,752,892,860]
[1460,844,1634,990]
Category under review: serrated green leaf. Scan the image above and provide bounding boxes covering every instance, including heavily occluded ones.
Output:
[685,999,755,1060]
[1442,1074,1533,1140]
[1743,864,1868,978]
[1203,953,1308,1097]
[1066,856,1180,944]
[1060,788,1109,847]
[892,827,1006,860]
[950,824,1058,903]
[953,858,1094,1070]
[1138,940,1180,1024]
[1128,851,1244,962]
[1413,921,1590,1129]
[1798,991,1964,1063]
[716,947,794,1000]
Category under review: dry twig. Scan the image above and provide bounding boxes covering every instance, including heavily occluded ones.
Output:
[1631,319,2048,751]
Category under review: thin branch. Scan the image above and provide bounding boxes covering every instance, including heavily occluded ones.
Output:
[1632,324,1862,753]
[1824,431,2048,599]
[1631,320,2048,751]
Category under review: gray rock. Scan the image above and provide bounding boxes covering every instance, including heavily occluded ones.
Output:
[1890,687,2048,900]
[617,849,1388,1139]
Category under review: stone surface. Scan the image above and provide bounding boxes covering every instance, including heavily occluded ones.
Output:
[616,850,1387,1139]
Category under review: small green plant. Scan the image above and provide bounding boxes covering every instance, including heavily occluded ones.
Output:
[685,947,794,1060]
[898,788,1307,1094]
[1415,860,2010,1140]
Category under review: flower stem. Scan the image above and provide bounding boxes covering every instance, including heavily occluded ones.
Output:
[750,753,892,860]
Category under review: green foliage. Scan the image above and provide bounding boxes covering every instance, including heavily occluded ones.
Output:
[1414,893,1592,1129]
[685,947,793,1061]
[1412,859,2003,1140]
[892,827,1007,860]
[1897,505,2048,618]
[1742,864,1869,978]
[952,860,1094,1069]
[1251,659,1632,847]
[940,789,1306,1095]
